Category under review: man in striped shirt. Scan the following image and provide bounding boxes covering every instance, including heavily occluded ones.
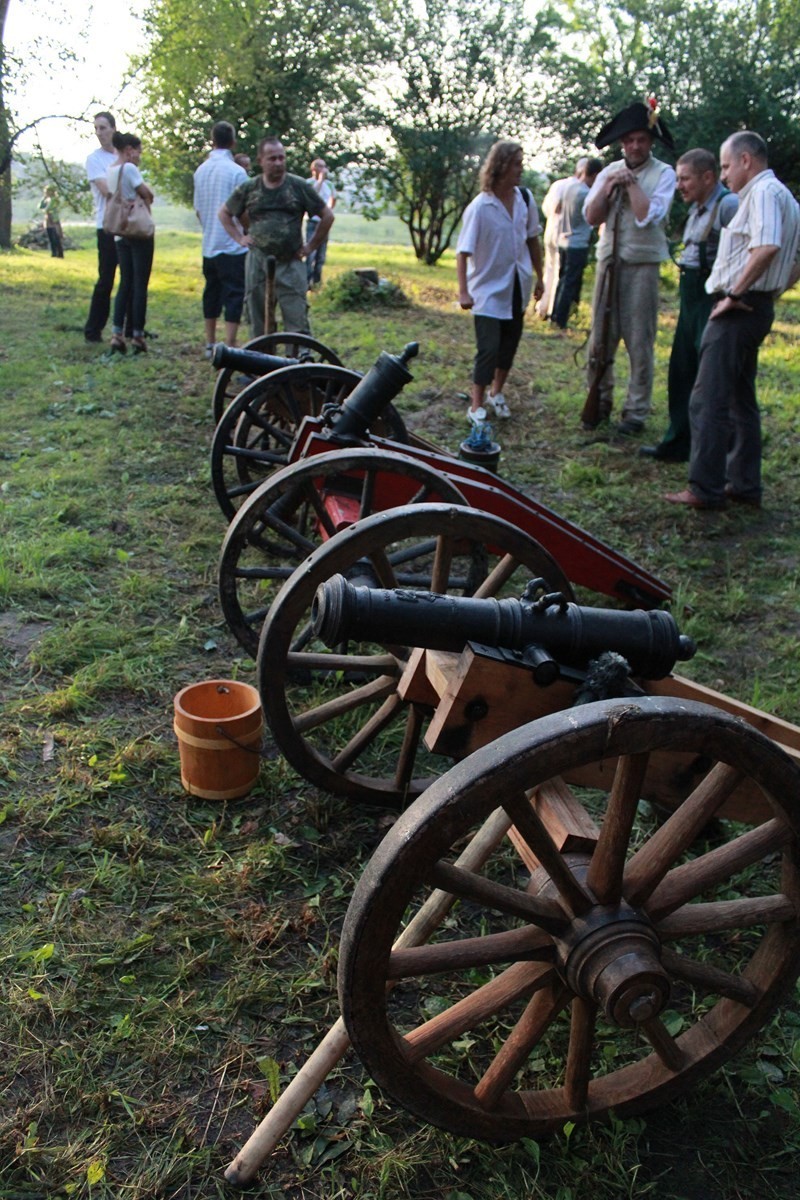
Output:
[666,131,800,509]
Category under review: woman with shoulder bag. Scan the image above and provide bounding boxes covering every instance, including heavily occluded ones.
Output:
[106,132,155,353]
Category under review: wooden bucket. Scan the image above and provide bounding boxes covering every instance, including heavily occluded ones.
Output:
[173,679,263,800]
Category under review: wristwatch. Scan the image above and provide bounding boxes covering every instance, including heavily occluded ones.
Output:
[726,290,743,302]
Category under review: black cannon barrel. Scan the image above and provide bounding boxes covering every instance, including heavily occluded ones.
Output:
[312,576,695,680]
[210,344,298,374]
[323,343,418,443]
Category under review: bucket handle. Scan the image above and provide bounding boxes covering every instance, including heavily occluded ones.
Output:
[215,724,267,756]
[212,685,266,756]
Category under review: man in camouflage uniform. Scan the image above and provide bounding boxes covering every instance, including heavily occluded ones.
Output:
[219,136,334,334]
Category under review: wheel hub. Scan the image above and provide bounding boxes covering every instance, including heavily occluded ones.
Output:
[530,856,671,1028]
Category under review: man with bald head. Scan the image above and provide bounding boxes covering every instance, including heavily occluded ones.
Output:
[666,131,800,509]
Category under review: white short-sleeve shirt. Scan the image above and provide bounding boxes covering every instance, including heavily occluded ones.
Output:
[457,188,542,319]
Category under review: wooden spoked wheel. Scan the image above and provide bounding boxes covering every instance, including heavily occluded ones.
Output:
[210,364,408,521]
[211,364,359,521]
[211,332,343,424]
[219,450,468,658]
[338,697,800,1140]
[256,504,574,807]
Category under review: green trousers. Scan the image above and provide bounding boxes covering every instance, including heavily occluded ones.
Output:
[660,268,713,457]
[245,251,310,336]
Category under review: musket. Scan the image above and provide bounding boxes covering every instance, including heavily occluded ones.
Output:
[265,254,277,334]
[581,186,623,429]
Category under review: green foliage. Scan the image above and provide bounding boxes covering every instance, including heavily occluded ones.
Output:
[359,0,559,263]
[319,269,409,310]
[136,0,397,205]
[540,0,800,190]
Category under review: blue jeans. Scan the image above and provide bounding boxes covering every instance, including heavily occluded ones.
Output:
[552,246,589,328]
[305,216,329,285]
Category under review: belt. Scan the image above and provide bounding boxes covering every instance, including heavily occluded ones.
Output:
[713,290,773,304]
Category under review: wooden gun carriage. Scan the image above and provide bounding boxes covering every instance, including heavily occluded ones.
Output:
[207,341,800,1185]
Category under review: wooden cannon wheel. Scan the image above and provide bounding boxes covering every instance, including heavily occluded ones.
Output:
[219,449,468,657]
[211,332,343,425]
[256,503,574,806]
[337,697,800,1140]
[210,363,409,521]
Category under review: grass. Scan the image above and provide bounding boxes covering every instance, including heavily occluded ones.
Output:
[1,224,800,1200]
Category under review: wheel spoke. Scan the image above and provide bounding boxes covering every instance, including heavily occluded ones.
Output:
[258,510,318,555]
[430,534,455,593]
[358,469,377,520]
[393,705,425,795]
[586,752,649,904]
[292,674,399,733]
[639,1016,686,1072]
[564,997,597,1110]
[369,546,398,588]
[473,982,571,1110]
[503,793,592,917]
[427,860,568,934]
[388,926,555,980]
[660,947,760,1006]
[293,478,337,539]
[285,651,398,674]
[332,692,405,771]
[623,761,744,906]
[646,818,790,921]
[472,552,519,599]
[656,894,795,937]
[394,808,515,952]
[403,962,557,1065]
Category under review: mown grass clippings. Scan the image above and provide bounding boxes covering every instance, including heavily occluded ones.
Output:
[1,226,799,1199]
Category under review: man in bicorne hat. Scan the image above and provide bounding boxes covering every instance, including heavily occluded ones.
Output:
[582,100,676,435]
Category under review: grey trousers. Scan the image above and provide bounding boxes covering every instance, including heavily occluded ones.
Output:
[587,260,660,424]
[246,251,310,335]
[688,295,774,504]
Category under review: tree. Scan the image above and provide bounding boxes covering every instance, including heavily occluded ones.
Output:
[135,0,396,205]
[538,0,800,192]
[358,0,559,264]
[0,0,91,248]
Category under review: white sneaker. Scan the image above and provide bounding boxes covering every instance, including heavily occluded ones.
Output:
[487,391,511,419]
[467,405,487,425]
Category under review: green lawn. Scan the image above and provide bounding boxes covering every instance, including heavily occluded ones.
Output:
[1,231,799,1200]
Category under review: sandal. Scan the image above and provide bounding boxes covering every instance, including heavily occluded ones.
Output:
[110,334,127,354]
[131,336,148,354]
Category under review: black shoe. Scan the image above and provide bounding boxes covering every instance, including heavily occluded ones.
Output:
[84,333,102,344]
[639,444,689,462]
[614,419,645,437]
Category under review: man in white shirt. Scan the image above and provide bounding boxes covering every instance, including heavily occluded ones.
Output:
[193,121,248,353]
[666,131,800,509]
[583,101,676,435]
[456,140,544,425]
[83,111,118,343]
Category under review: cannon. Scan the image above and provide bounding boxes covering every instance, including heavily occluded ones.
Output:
[215,341,675,699]
[210,345,410,519]
[312,574,696,682]
[225,515,800,1180]
[210,332,343,423]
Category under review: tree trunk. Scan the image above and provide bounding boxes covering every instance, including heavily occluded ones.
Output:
[0,0,12,248]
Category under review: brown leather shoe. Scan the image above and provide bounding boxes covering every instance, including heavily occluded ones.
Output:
[664,488,726,510]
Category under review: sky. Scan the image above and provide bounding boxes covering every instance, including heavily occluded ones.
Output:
[5,0,149,164]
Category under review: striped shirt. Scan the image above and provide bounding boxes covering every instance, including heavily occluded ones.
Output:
[707,169,800,295]
[193,150,248,258]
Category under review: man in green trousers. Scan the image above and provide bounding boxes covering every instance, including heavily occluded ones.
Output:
[640,148,738,462]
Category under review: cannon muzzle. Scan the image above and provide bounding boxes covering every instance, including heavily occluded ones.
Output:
[312,575,695,681]
[210,344,299,374]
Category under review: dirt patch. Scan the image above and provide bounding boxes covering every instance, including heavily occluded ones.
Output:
[0,611,53,661]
